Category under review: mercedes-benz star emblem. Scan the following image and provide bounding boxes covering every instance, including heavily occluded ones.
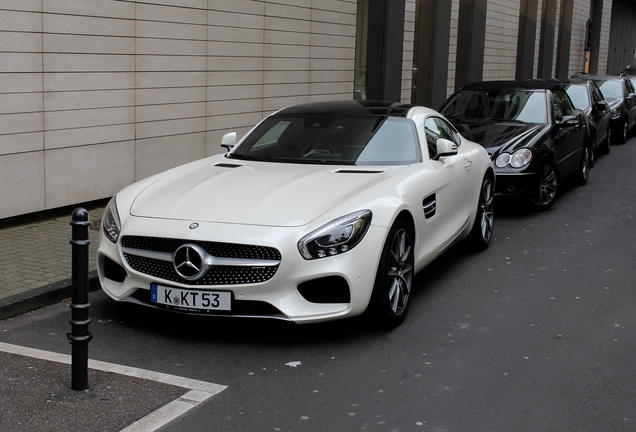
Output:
[173,243,207,280]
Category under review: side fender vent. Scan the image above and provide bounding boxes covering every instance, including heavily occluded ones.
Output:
[215,163,242,168]
[423,194,436,219]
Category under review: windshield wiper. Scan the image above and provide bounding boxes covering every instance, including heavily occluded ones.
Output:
[227,153,260,161]
[487,118,526,123]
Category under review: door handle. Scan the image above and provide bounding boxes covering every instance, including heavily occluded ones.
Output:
[464,159,472,170]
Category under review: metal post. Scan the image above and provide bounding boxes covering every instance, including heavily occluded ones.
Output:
[68,208,92,390]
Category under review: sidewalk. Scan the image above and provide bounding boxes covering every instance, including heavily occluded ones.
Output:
[0,201,228,431]
[0,202,106,320]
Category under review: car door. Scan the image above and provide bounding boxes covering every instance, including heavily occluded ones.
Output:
[419,116,477,254]
[624,78,636,131]
[590,82,611,146]
[551,89,585,175]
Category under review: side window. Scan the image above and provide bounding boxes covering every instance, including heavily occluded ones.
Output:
[552,90,573,121]
[625,78,636,95]
[591,84,603,106]
[424,117,460,159]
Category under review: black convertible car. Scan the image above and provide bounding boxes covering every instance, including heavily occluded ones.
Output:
[559,78,612,162]
[439,81,591,210]
[572,73,636,143]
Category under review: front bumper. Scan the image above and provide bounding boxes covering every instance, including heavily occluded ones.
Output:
[493,170,539,200]
[96,215,387,324]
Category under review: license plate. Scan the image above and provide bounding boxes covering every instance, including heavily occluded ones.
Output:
[151,283,231,312]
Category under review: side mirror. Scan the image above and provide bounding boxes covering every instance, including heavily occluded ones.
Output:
[628,93,636,101]
[434,138,458,160]
[557,115,579,126]
[221,132,237,151]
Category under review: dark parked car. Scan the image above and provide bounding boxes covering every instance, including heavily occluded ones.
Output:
[439,80,591,210]
[572,73,636,143]
[559,78,612,160]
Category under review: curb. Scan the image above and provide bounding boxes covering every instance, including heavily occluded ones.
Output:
[0,271,101,321]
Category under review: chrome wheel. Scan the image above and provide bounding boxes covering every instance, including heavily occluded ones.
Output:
[387,228,413,316]
[532,162,558,210]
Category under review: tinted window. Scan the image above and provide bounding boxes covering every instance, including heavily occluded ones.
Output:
[565,85,590,109]
[590,83,605,106]
[597,80,623,99]
[553,90,575,119]
[552,90,575,122]
[441,89,548,123]
[231,114,421,166]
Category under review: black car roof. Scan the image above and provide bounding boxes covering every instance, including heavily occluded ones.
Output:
[550,78,591,86]
[571,73,623,81]
[459,80,566,92]
[277,100,413,117]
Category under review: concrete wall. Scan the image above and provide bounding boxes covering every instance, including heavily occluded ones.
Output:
[0,0,618,220]
[597,0,612,74]
[483,0,521,80]
[0,0,357,219]
[401,0,416,103]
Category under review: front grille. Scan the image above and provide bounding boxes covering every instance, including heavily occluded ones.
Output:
[122,236,281,285]
[122,236,281,260]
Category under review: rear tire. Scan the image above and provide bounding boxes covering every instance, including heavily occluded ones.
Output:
[367,219,414,328]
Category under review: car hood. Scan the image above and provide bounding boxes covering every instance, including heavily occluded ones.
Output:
[129,158,390,227]
[450,121,548,155]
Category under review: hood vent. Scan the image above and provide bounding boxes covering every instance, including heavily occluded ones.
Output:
[335,169,383,174]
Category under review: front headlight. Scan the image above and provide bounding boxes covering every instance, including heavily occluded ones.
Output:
[495,149,532,168]
[495,153,511,168]
[510,148,532,168]
[298,210,372,260]
[102,196,121,244]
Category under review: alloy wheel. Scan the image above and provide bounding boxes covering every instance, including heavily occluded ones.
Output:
[532,162,558,208]
[387,229,413,317]
[579,147,590,184]
[479,178,494,243]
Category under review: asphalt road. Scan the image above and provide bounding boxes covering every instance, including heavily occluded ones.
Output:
[1,140,635,432]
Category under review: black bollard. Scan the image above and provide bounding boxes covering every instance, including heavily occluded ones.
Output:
[68,208,93,391]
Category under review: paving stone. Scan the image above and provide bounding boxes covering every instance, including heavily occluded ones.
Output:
[0,207,105,301]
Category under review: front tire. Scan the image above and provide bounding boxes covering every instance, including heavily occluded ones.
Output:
[617,120,628,144]
[367,219,414,328]
[468,175,494,250]
[602,126,612,154]
[531,160,559,211]
[577,146,591,185]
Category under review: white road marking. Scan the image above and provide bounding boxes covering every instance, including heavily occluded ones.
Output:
[0,341,227,431]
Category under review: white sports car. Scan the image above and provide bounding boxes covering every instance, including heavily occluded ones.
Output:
[97,100,495,327]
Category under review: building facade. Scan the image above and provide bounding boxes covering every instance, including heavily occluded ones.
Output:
[0,0,625,219]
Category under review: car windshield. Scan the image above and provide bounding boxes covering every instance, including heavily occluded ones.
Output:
[441,89,548,123]
[229,113,421,166]
[597,80,623,99]
[565,85,590,109]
